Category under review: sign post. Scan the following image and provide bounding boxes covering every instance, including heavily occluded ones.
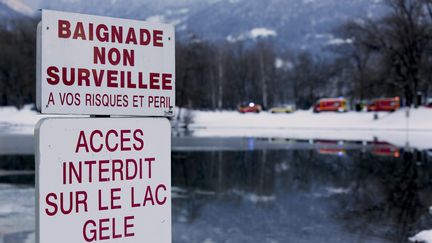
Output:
[35,9,174,243]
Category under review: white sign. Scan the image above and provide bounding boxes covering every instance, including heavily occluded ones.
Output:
[35,118,171,243]
[36,10,175,116]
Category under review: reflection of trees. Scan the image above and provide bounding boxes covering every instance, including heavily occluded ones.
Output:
[172,150,277,196]
[284,150,351,191]
[0,155,34,185]
[337,150,432,243]
[171,149,352,223]
[172,148,432,241]
[274,148,432,242]
[172,150,279,223]
[0,155,34,170]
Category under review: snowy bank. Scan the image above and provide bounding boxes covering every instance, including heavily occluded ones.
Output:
[0,105,82,135]
[410,230,432,243]
[191,108,432,131]
[187,108,432,150]
[1,106,432,149]
[2,105,432,133]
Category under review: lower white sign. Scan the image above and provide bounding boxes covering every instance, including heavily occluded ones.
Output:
[35,118,171,243]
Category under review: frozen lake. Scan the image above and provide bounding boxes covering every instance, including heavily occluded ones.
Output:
[1,133,432,242]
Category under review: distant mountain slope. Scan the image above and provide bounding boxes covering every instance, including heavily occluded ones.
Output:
[179,0,384,51]
[4,0,385,51]
[0,0,33,17]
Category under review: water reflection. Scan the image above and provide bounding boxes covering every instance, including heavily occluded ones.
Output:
[337,149,432,243]
[171,142,432,243]
[0,155,34,185]
[1,138,432,242]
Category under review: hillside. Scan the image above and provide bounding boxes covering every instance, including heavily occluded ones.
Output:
[0,0,33,17]
[2,0,385,51]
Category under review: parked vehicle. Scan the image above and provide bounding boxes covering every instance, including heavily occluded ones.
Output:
[313,98,348,113]
[269,104,295,113]
[367,97,400,112]
[237,102,262,113]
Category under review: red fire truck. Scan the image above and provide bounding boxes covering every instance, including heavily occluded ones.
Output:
[313,98,348,113]
[367,97,400,112]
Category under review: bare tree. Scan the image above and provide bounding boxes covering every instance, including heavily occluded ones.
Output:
[255,41,276,109]
[0,17,38,108]
[334,0,431,106]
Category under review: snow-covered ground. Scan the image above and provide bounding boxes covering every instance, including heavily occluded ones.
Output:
[0,105,84,135]
[191,108,431,131]
[1,105,432,149]
[3,105,431,131]
[410,230,432,243]
[188,108,432,149]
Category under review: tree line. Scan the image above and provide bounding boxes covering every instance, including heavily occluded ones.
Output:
[1,0,432,110]
[0,18,37,108]
[176,0,432,110]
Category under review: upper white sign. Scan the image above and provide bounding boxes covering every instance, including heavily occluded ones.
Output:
[36,10,175,116]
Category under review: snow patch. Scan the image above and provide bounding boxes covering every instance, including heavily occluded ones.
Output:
[227,28,277,42]
[410,230,432,243]
[327,37,353,46]
[170,17,188,26]
[166,8,189,16]
[275,58,284,69]
[146,14,166,23]
[203,238,217,243]
[250,28,277,38]
[177,24,187,31]
[307,33,333,40]
[326,187,350,194]
[0,0,34,16]
[231,189,275,203]
[145,14,186,26]
[275,58,293,70]
[176,8,189,14]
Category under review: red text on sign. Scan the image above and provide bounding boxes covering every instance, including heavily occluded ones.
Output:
[75,129,144,153]
[45,191,88,216]
[62,158,155,184]
[46,67,173,90]
[93,47,134,67]
[58,20,164,47]
[82,216,135,242]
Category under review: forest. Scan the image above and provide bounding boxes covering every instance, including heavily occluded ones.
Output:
[1,0,431,110]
